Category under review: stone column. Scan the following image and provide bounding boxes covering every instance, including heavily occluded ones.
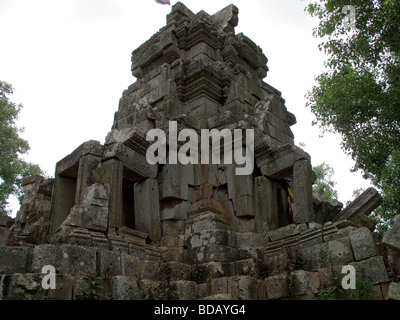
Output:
[254,176,279,232]
[49,174,77,236]
[134,179,161,241]
[75,155,101,205]
[100,159,124,230]
[292,159,313,224]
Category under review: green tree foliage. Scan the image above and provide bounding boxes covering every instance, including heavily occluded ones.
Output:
[0,81,43,216]
[313,162,338,200]
[305,0,400,229]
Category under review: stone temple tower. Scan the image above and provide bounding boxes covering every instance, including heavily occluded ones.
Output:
[48,1,314,247]
[4,2,395,301]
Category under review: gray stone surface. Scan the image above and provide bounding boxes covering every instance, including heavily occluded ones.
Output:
[386,282,400,300]
[3,1,394,301]
[350,256,390,284]
[383,215,400,253]
[110,276,142,300]
[349,227,378,261]
[334,187,382,229]
[328,237,354,265]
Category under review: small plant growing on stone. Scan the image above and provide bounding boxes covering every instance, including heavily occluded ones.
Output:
[77,273,103,300]
[317,285,337,300]
[145,260,178,300]
[352,268,374,300]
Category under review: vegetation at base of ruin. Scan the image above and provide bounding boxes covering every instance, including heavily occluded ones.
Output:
[0,80,44,216]
[317,285,337,300]
[312,162,339,200]
[317,266,375,300]
[144,260,178,300]
[284,246,305,293]
[305,0,400,232]
[352,270,375,300]
[76,273,104,300]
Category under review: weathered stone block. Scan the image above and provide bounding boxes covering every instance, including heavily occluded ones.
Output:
[134,178,161,241]
[254,176,279,232]
[266,223,307,242]
[56,140,103,176]
[386,282,400,300]
[265,273,289,300]
[110,275,142,300]
[314,243,330,269]
[32,244,96,276]
[140,260,159,281]
[383,215,400,253]
[173,280,198,300]
[0,226,10,246]
[297,246,317,271]
[235,259,257,276]
[232,195,255,218]
[350,256,389,284]
[237,232,263,259]
[97,250,121,277]
[168,261,192,281]
[349,227,378,261]
[227,171,254,200]
[5,273,48,300]
[289,270,320,296]
[328,237,354,265]
[161,201,191,221]
[0,246,32,274]
[292,159,313,224]
[193,262,227,282]
[334,187,382,229]
[228,276,266,300]
[160,164,193,200]
[314,197,343,225]
[188,229,237,249]
[317,267,337,288]
[210,277,229,295]
[48,274,75,300]
[121,253,140,279]
[189,212,230,233]
[212,4,239,33]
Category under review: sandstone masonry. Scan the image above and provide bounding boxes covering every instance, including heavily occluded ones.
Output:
[1,2,398,300]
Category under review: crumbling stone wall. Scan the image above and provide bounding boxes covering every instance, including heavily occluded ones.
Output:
[1,2,399,300]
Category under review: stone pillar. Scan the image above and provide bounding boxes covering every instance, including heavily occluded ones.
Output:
[292,159,313,224]
[49,174,77,236]
[254,176,279,232]
[75,155,101,205]
[100,159,124,230]
[134,179,161,241]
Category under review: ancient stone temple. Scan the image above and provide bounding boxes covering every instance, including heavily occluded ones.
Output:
[1,2,400,300]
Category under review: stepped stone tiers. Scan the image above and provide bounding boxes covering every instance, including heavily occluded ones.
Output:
[1,2,399,300]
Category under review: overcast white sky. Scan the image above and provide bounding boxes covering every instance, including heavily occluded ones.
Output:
[0,0,372,215]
